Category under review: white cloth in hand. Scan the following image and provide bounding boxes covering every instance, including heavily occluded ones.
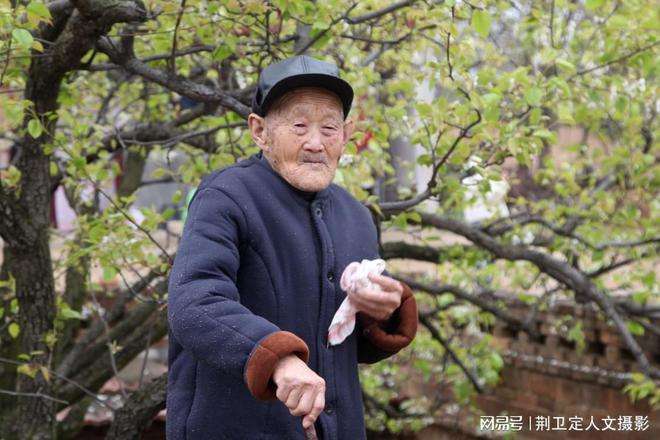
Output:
[327,259,387,346]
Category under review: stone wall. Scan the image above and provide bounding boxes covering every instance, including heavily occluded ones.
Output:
[391,301,659,439]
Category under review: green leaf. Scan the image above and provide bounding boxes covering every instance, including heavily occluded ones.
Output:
[557,103,575,124]
[533,129,554,139]
[490,352,504,370]
[524,87,543,106]
[471,10,491,38]
[484,106,500,122]
[631,291,649,305]
[151,167,167,179]
[60,308,83,320]
[12,28,33,50]
[567,322,586,351]
[437,293,455,308]
[312,32,332,50]
[392,213,408,229]
[40,365,51,383]
[102,266,117,282]
[641,271,655,288]
[481,92,501,106]
[585,0,605,10]
[416,153,432,165]
[555,58,576,73]
[163,207,176,220]
[31,40,44,52]
[17,363,37,379]
[8,322,20,339]
[27,118,43,138]
[454,379,473,402]
[517,293,536,304]
[171,189,183,205]
[71,156,86,170]
[627,321,645,336]
[27,2,52,19]
[88,224,106,243]
[211,45,232,62]
[415,102,433,119]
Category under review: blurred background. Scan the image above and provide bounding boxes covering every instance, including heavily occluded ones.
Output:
[0,0,658,438]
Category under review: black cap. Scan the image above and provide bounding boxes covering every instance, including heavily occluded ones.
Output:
[251,55,354,119]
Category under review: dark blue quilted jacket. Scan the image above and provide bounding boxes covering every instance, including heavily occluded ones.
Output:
[167,151,418,439]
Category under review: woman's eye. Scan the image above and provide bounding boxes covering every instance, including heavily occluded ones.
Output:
[323,126,337,130]
[294,123,306,128]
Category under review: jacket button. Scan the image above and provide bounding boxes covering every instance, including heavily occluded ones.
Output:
[324,406,334,414]
[327,271,334,282]
[314,207,322,217]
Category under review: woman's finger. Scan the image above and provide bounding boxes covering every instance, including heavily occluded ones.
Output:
[295,385,317,419]
[276,384,291,403]
[349,290,382,313]
[285,387,304,414]
[354,286,400,308]
[303,386,326,429]
[367,273,402,292]
[350,292,394,320]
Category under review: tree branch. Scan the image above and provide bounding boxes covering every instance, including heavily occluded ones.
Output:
[569,40,660,80]
[57,307,168,405]
[345,0,417,25]
[418,314,484,393]
[378,109,481,216]
[104,373,167,440]
[95,34,250,118]
[56,272,165,378]
[417,212,660,379]
[396,274,540,338]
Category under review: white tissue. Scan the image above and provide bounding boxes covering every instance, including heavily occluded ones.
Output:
[327,259,387,346]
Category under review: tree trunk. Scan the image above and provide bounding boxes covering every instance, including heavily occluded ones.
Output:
[4,158,56,440]
[2,57,59,438]
[104,373,167,440]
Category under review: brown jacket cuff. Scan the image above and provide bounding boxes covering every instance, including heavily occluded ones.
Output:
[357,281,418,353]
[244,330,309,401]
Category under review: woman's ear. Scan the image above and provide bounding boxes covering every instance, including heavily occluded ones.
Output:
[342,117,355,144]
[248,113,269,151]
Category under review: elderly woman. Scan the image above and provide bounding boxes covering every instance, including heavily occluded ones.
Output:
[167,55,418,440]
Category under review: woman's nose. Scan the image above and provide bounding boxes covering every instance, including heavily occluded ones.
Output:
[303,128,324,152]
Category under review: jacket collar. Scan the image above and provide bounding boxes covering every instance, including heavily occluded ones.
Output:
[251,151,332,203]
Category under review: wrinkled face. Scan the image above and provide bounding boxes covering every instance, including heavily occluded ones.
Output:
[248,87,354,192]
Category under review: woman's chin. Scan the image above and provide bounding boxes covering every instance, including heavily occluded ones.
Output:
[290,175,332,192]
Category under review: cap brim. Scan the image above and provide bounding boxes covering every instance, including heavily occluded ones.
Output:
[259,73,354,119]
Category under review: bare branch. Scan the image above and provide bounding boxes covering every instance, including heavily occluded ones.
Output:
[95,34,250,118]
[0,357,114,412]
[418,314,484,393]
[105,373,167,440]
[378,109,481,215]
[0,389,68,405]
[396,274,539,338]
[417,212,660,379]
[167,0,188,75]
[57,307,168,405]
[345,0,416,25]
[83,44,215,71]
[569,41,660,80]
[62,284,166,380]
[56,271,165,378]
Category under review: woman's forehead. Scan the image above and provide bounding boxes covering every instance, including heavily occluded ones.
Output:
[272,88,343,119]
